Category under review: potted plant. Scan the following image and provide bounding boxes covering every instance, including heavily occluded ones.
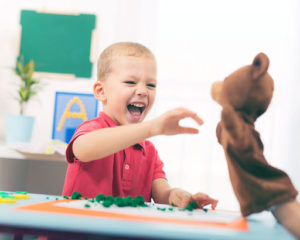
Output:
[5,58,40,143]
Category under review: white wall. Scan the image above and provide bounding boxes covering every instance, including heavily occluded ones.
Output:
[0,0,299,211]
[149,0,300,210]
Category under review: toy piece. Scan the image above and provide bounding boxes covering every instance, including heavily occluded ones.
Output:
[71,191,82,199]
[211,53,298,216]
[0,195,17,204]
[12,193,30,199]
[0,191,30,203]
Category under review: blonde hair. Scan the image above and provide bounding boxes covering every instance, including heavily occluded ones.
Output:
[97,42,155,81]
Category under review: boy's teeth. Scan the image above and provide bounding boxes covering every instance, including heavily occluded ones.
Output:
[132,103,144,107]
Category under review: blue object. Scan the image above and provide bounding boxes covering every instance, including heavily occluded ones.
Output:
[52,91,99,143]
[65,127,76,143]
[5,114,35,143]
[0,193,296,240]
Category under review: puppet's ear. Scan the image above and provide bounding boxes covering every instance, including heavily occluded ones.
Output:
[211,81,223,104]
[252,53,269,80]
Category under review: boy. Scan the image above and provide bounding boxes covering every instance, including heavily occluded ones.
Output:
[62,42,218,209]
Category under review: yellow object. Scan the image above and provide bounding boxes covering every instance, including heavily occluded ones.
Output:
[57,97,88,131]
[44,140,68,154]
[12,194,30,199]
[0,197,17,204]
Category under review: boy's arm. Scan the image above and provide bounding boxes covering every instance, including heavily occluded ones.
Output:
[73,120,153,162]
[151,178,191,208]
[271,200,300,239]
[151,178,173,205]
[73,107,203,162]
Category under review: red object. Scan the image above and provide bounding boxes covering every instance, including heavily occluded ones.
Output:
[62,112,166,201]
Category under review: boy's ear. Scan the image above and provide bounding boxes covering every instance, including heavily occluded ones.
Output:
[251,52,269,80]
[93,81,107,102]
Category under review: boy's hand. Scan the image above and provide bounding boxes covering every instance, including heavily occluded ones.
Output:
[168,188,192,208]
[191,192,218,210]
[150,107,204,136]
[168,188,218,209]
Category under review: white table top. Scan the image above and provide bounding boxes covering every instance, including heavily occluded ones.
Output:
[0,142,65,162]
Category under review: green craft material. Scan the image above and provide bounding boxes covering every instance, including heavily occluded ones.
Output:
[105,195,114,202]
[134,195,144,205]
[191,201,198,209]
[185,204,193,211]
[95,194,105,202]
[71,191,82,199]
[102,200,113,208]
[202,207,208,213]
[0,192,9,196]
[70,192,150,208]
[0,195,16,199]
[157,207,166,211]
[16,191,28,195]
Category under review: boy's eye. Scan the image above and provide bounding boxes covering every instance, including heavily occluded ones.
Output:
[147,83,156,88]
[124,81,135,85]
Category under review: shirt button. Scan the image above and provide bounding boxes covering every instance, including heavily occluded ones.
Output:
[125,164,130,170]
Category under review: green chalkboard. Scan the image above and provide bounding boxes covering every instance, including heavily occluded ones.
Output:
[18,10,96,78]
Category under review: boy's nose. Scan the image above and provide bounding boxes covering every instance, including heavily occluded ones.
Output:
[136,85,148,96]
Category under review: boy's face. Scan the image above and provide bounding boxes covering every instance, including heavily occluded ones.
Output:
[95,56,157,125]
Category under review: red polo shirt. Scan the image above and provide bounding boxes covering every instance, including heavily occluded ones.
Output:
[62,112,166,201]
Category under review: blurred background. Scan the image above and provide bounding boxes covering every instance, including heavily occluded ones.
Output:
[0,0,299,211]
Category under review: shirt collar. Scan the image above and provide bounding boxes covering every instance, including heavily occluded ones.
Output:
[99,112,145,153]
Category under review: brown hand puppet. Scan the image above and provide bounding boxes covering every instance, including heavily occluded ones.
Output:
[211,53,298,216]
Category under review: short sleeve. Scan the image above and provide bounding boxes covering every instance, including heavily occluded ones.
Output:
[65,118,106,163]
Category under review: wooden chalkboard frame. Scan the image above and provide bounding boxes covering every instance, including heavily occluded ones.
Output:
[18,10,96,78]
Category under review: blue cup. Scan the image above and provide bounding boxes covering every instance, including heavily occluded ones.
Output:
[5,114,35,144]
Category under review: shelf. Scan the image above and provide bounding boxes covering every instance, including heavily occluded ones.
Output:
[0,143,65,162]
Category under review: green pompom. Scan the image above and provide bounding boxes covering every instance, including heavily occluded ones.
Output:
[71,191,82,199]
[95,194,105,202]
[134,195,145,205]
[185,204,193,211]
[191,201,198,209]
[105,195,114,203]
[102,200,113,208]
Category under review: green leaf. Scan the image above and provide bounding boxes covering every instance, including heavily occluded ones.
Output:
[14,57,41,114]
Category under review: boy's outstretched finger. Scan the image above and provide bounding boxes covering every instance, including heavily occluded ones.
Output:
[179,108,204,125]
[191,114,204,125]
[179,127,199,134]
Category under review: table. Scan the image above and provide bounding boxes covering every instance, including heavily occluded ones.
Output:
[0,193,295,240]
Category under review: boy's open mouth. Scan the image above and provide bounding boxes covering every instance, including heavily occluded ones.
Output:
[127,103,146,116]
